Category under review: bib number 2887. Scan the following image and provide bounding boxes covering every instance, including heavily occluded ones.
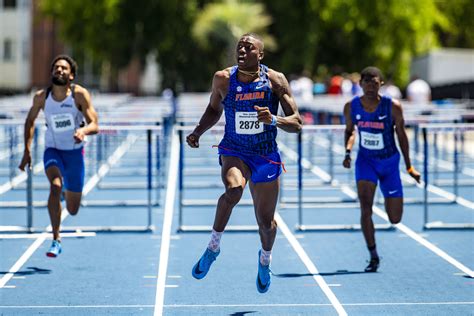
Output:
[360,131,384,150]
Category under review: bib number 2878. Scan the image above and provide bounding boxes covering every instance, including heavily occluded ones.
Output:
[235,112,263,135]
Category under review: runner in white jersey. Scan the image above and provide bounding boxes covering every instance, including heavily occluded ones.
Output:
[19,55,99,257]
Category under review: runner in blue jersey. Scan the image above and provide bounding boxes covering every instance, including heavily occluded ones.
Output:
[19,55,99,257]
[342,67,420,272]
[186,33,302,293]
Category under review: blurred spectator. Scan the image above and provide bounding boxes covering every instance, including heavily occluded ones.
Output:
[380,79,402,99]
[406,76,431,102]
[341,73,353,97]
[289,74,301,98]
[313,80,326,95]
[328,75,343,94]
[298,70,314,102]
[350,72,363,96]
[290,71,313,102]
[162,88,174,99]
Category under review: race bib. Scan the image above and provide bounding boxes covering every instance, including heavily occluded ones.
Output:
[235,112,263,135]
[51,113,74,133]
[360,131,384,150]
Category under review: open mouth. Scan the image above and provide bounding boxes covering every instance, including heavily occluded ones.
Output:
[237,55,246,64]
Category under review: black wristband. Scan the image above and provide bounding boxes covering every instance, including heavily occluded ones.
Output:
[345,150,351,159]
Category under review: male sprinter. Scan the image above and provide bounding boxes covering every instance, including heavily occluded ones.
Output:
[186,33,302,293]
[19,55,99,257]
[343,67,420,272]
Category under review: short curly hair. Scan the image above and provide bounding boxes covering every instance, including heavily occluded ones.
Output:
[360,66,384,82]
[50,55,78,76]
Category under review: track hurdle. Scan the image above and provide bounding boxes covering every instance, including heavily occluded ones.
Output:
[176,125,258,232]
[278,125,393,231]
[421,123,474,230]
[0,125,163,233]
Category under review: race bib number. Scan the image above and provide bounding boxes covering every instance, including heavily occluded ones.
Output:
[51,113,74,133]
[360,131,384,150]
[235,112,263,135]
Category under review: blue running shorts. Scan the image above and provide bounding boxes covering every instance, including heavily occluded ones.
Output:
[43,147,85,192]
[355,151,403,198]
[218,147,283,183]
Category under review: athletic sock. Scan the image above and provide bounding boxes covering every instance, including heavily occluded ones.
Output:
[368,244,379,259]
[260,249,272,266]
[207,229,223,252]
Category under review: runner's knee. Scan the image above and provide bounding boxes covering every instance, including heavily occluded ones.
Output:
[50,183,62,197]
[259,218,277,232]
[360,208,373,221]
[67,203,80,215]
[223,186,244,205]
[387,211,402,224]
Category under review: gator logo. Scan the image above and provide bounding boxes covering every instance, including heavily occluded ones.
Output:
[235,91,265,101]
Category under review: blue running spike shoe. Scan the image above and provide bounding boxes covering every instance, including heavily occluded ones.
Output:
[256,250,271,293]
[364,257,380,272]
[192,248,220,279]
[46,240,62,258]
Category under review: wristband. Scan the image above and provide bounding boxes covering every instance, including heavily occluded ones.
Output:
[270,115,277,126]
[407,166,415,173]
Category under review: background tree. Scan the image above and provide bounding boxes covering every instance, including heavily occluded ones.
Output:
[435,0,474,48]
[40,0,462,92]
[192,0,275,67]
[263,0,449,86]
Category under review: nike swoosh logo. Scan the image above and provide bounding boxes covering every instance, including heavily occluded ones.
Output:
[267,173,277,178]
[378,115,387,120]
[255,85,264,90]
[389,190,398,194]
[257,274,268,289]
[194,259,203,274]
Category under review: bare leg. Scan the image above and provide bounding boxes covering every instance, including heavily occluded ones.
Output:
[45,166,63,241]
[357,180,377,248]
[191,156,251,280]
[249,178,279,251]
[212,156,251,232]
[64,190,82,215]
[385,197,403,224]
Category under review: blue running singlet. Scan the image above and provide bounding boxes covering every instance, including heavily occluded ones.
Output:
[219,65,280,156]
[350,95,398,159]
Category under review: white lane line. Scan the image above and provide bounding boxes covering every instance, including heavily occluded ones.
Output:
[0,136,136,289]
[275,212,347,316]
[1,301,473,308]
[153,129,179,316]
[0,232,96,239]
[281,144,474,278]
